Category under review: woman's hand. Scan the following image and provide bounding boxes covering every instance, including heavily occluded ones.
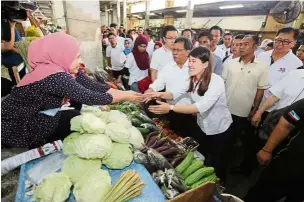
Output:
[124,90,142,103]
[142,92,162,103]
[251,111,262,127]
[148,100,170,114]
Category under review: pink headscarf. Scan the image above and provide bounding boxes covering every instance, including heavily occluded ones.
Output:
[17,32,80,87]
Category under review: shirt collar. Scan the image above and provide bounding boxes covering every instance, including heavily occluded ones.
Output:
[238,56,256,64]
[174,60,189,69]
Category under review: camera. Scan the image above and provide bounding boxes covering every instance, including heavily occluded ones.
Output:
[1,1,37,41]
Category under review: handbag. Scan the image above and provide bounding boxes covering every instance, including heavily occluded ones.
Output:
[258,88,304,140]
[137,76,152,93]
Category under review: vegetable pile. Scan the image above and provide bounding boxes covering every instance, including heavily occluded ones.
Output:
[175,152,217,189]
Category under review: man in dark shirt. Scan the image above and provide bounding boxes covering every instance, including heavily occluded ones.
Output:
[244,99,304,202]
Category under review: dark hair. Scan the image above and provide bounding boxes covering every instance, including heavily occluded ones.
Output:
[198,31,213,41]
[224,32,233,37]
[138,26,143,29]
[188,47,213,96]
[266,42,274,48]
[162,25,177,38]
[174,37,193,50]
[110,23,117,28]
[108,32,116,38]
[234,34,245,40]
[182,29,193,37]
[209,25,223,36]
[244,34,259,45]
[145,29,153,37]
[276,27,300,40]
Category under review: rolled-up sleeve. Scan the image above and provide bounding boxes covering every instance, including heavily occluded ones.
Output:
[269,71,290,99]
[149,70,166,91]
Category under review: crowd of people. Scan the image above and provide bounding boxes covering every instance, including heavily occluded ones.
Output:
[1,20,304,202]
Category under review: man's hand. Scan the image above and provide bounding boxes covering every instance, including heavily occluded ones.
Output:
[251,111,263,127]
[144,88,153,94]
[257,149,272,165]
[124,90,143,103]
[148,100,170,114]
[248,108,258,121]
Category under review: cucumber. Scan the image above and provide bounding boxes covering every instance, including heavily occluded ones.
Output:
[136,127,150,136]
[131,118,143,127]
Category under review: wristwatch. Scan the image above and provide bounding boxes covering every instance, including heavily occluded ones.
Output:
[169,105,174,112]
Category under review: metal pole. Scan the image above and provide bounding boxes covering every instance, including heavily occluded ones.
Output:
[117,0,121,26]
[123,0,127,29]
[185,0,193,29]
[62,0,70,34]
[105,5,108,26]
[145,0,150,29]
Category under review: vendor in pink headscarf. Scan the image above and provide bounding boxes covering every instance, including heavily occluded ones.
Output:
[2,32,141,148]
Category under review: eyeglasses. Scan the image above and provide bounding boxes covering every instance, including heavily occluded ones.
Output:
[274,38,293,45]
[165,37,177,41]
[172,48,185,53]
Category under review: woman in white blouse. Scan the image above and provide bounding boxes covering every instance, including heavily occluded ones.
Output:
[146,46,233,183]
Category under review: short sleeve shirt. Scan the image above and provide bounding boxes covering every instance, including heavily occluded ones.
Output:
[106,44,126,71]
[150,46,174,74]
[222,57,269,117]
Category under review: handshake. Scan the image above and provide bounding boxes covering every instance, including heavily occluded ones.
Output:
[122,89,164,103]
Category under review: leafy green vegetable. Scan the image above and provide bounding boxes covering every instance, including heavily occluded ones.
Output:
[70,114,107,134]
[63,132,82,155]
[73,169,111,202]
[81,106,110,123]
[33,172,72,202]
[73,134,113,159]
[128,126,144,149]
[102,143,133,169]
[62,155,101,183]
[105,123,130,143]
[108,110,132,128]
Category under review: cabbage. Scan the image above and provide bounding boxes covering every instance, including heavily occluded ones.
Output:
[33,172,72,202]
[73,169,111,202]
[105,123,130,143]
[62,155,101,183]
[108,110,132,128]
[70,114,107,134]
[73,134,113,159]
[102,143,133,169]
[128,126,144,149]
[81,106,103,117]
[63,132,82,155]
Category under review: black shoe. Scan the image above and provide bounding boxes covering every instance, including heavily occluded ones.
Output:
[230,166,251,177]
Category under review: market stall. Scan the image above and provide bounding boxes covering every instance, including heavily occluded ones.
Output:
[10,102,219,202]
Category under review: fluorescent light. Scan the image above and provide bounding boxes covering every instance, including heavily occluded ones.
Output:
[176,10,187,13]
[219,4,243,9]
[150,13,156,16]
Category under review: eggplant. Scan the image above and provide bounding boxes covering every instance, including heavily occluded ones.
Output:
[155,145,170,152]
[171,155,185,168]
[146,135,161,147]
[133,150,155,173]
[151,137,167,148]
[147,148,173,170]
[140,123,159,131]
[145,131,159,144]
[160,147,179,157]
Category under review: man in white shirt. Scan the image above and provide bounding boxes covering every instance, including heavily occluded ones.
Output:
[218,32,233,58]
[144,29,155,59]
[109,23,125,46]
[137,26,144,35]
[145,37,192,99]
[106,33,126,83]
[198,31,224,76]
[223,34,244,65]
[150,25,177,81]
[209,26,225,60]
[257,27,302,111]
[222,35,269,176]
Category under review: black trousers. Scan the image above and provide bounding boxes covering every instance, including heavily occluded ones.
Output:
[232,114,262,172]
[194,125,233,183]
[244,152,304,202]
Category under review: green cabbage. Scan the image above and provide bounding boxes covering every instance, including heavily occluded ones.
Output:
[73,169,111,202]
[70,114,107,134]
[105,123,130,143]
[81,106,103,117]
[108,110,132,128]
[33,172,72,202]
[63,132,82,155]
[102,143,133,169]
[128,126,144,149]
[62,155,101,183]
[73,134,113,159]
